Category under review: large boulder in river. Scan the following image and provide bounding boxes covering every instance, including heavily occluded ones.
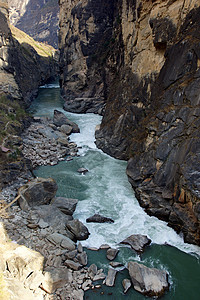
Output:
[120,234,151,253]
[66,219,90,241]
[18,178,57,210]
[128,262,169,297]
[53,110,80,133]
[86,214,114,223]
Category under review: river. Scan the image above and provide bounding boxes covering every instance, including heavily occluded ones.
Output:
[29,83,200,300]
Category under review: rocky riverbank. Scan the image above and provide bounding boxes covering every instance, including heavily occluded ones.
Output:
[0,110,170,299]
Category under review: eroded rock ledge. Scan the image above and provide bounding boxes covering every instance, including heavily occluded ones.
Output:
[59,0,200,245]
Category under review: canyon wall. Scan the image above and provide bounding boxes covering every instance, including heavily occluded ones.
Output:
[0,0,57,188]
[59,0,200,245]
[8,0,59,48]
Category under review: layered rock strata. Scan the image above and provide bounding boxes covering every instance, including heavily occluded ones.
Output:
[59,0,200,245]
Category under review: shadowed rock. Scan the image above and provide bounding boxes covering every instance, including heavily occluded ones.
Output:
[66,219,90,241]
[86,214,114,223]
[18,178,57,210]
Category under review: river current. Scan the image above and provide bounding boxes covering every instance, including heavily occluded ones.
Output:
[30,83,200,300]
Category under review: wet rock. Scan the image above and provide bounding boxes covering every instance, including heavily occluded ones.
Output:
[86,214,114,223]
[120,234,151,253]
[105,268,117,287]
[106,248,119,261]
[77,167,88,174]
[66,219,90,241]
[122,278,132,294]
[109,262,124,268]
[51,197,78,216]
[128,261,169,297]
[18,177,57,210]
[53,110,80,133]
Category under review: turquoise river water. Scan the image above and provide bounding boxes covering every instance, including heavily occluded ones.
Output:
[29,83,200,300]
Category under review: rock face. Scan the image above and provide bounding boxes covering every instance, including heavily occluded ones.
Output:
[59,0,200,245]
[8,0,59,48]
[128,261,169,297]
[0,1,58,188]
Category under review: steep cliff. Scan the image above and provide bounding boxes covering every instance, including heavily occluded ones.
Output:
[0,0,58,188]
[59,0,200,245]
[8,0,59,48]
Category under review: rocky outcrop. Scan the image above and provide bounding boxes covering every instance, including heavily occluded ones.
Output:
[59,0,200,245]
[8,0,59,48]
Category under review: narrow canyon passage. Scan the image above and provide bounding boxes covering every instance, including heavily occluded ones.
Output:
[29,82,200,299]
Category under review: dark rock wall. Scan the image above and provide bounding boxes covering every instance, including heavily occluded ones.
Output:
[59,0,200,245]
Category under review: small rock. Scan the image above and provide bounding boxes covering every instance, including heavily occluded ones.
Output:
[77,168,88,174]
[64,260,82,271]
[77,251,88,266]
[106,248,119,261]
[93,273,106,281]
[77,242,83,253]
[122,278,132,294]
[105,268,117,287]
[86,214,114,223]
[109,261,124,268]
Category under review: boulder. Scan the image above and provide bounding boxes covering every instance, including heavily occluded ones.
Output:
[18,177,57,210]
[105,268,117,287]
[86,214,114,223]
[51,197,78,216]
[128,262,169,297]
[120,234,151,253]
[53,110,80,133]
[106,248,119,261]
[66,219,90,241]
[122,279,132,294]
[46,233,76,251]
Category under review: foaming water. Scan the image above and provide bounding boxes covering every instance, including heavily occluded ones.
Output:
[32,84,200,300]
[31,85,200,256]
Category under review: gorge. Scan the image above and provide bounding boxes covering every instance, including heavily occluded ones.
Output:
[0,0,200,299]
